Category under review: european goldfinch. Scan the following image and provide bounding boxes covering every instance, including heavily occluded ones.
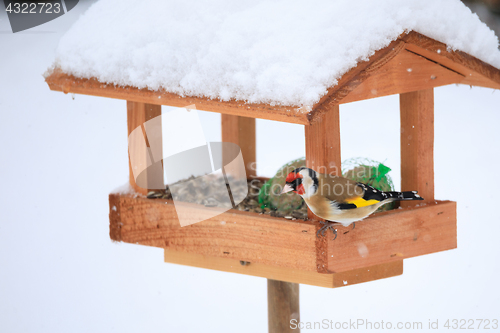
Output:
[280,167,423,239]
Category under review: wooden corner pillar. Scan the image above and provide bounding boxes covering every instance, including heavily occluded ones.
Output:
[305,106,341,274]
[221,114,256,178]
[127,101,163,195]
[400,89,434,207]
[305,106,342,176]
[305,106,406,278]
[268,280,300,333]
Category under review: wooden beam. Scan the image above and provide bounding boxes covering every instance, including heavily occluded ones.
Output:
[308,31,500,123]
[268,280,300,333]
[45,69,310,125]
[339,49,464,105]
[309,39,406,123]
[127,101,163,195]
[400,89,434,207]
[402,31,500,90]
[163,249,403,288]
[305,106,341,176]
[221,115,256,178]
[305,106,341,273]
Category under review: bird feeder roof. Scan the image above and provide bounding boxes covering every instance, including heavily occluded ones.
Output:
[45,0,500,124]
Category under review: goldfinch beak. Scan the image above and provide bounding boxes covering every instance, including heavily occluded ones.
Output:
[280,184,294,194]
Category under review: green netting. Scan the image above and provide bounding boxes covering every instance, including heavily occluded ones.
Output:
[341,157,394,191]
[258,157,305,214]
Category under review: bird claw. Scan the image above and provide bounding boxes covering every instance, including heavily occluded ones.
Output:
[316,221,338,240]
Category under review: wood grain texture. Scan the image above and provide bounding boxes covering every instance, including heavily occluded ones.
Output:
[109,194,456,274]
[164,249,403,288]
[221,115,256,178]
[268,280,300,333]
[307,31,500,123]
[305,105,342,176]
[339,49,464,104]
[110,193,318,271]
[305,105,341,273]
[127,101,163,195]
[400,89,434,207]
[402,31,500,90]
[309,39,406,123]
[326,200,456,273]
[109,193,122,241]
[45,69,310,125]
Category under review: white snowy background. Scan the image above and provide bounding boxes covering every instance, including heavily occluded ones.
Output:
[1,1,500,332]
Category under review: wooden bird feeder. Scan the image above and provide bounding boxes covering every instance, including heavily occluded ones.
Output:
[46,31,500,330]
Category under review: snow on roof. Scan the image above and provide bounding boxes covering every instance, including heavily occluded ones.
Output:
[53,0,500,107]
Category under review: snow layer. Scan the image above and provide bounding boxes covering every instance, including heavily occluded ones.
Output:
[54,0,500,106]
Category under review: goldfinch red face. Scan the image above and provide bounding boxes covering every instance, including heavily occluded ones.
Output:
[281,170,305,195]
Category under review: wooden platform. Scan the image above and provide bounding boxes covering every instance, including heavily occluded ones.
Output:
[164,249,404,288]
[109,193,456,286]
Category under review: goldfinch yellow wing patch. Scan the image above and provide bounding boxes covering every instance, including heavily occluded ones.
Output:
[344,196,380,208]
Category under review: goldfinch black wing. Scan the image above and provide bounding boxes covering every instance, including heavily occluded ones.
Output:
[340,182,424,209]
[315,174,423,211]
[317,175,388,210]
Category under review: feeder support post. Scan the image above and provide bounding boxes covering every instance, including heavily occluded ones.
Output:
[400,89,435,207]
[268,279,300,333]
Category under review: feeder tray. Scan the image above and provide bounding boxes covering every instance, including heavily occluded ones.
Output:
[46,32,500,288]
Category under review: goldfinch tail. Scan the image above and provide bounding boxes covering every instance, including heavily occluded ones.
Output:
[384,191,424,201]
[357,183,424,202]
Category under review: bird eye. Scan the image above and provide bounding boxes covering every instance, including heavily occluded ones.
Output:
[292,178,302,187]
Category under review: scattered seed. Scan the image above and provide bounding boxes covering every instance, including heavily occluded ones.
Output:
[145,177,308,221]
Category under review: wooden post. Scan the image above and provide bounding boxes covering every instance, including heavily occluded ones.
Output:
[127,101,163,195]
[305,106,341,177]
[268,280,300,333]
[305,105,342,219]
[221,114,256,178]
[400,89,434,207]
[304,106,341,273]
